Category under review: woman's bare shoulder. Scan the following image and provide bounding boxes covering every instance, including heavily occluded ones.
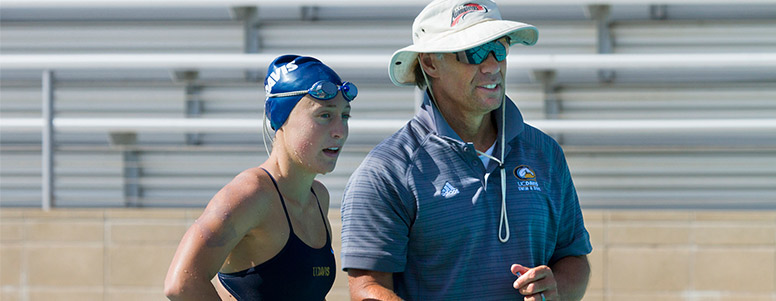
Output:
[201,167,276,228]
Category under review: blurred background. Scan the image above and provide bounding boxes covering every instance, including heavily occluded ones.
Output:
[1,0,775,300]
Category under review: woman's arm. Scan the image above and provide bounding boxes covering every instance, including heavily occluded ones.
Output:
[165,172,264,300]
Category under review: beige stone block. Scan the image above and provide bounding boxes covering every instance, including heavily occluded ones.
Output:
[588,248,604,291]
[1,246,22,286]
[582,210,605,222]
[607,224,690,245]
[108,245,177,286]
[331,265,349,297]
[23,209,104,219]
[712,293,772,301]
[606,292,684,301]
[609,211,692,222]
[328,209,342,223]
[106,208,187,219]
[0,209,24,218]
[27,221,103,242]
[106,290,166,301]
[1,290,21,301]
[695,225,775,246]
[580,291,603,301]
[185,208,206,221]
[728,296,772,301]
[608,247,690,292]
[587,224,604,247]
[1,222,24,241]
[27,246,103,286]
[693,248,775,292]
[28,290,103,301]
[327,289,350,301]
[678,292,772,301]
[110,222,187,244]
[687,291,773,301]
[695,211,776,222]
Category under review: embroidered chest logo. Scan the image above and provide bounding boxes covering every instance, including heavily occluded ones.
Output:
[440,181,460,198]
[514,165,541,191]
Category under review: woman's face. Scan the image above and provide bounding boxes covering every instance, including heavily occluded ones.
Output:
[277,93,351,174]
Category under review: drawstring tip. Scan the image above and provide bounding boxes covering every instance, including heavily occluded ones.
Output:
[498,164,509,243]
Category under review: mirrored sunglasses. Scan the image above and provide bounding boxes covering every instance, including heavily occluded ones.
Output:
[455,39,509,65]
[266,80,357,101]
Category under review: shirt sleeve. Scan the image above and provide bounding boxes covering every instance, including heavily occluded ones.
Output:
[549,149,593,265]
[340,152,414,273]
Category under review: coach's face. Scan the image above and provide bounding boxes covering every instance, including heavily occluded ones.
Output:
[421,37,508,117]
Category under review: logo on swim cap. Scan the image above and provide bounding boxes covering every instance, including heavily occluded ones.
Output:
[265,60,298,94]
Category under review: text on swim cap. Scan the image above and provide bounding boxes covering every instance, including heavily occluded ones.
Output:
[265,61,299,94]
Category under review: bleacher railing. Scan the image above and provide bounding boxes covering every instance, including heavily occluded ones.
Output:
[2,0,774,7]
[4,53,776,70]
[2,52,776,209]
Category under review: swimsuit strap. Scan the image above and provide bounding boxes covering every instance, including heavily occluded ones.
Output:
[260,168,294,232]
[310,189,331,242]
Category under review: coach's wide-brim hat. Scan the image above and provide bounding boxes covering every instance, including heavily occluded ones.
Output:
[389,0,539,86]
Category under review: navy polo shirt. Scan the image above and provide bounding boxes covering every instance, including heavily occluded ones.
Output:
[340,92,592,300]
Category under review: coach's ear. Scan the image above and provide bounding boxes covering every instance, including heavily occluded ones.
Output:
[418,53,442,79]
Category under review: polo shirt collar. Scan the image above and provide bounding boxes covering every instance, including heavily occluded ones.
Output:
[417,88,525,145]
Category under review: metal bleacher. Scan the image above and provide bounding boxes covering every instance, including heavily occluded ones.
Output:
[1,0,775,209]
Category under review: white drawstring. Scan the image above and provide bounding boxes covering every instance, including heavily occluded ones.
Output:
[475,97,509,243]
[418,57,510,243]
[499,94,508,243]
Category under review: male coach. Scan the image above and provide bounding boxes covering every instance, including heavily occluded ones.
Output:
[340,0,592,300]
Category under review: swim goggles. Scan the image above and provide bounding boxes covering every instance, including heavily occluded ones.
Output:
[266,80,358,101]
[455,38,509,65]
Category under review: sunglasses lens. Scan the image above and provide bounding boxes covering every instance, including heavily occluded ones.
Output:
[491,42,507,61]
[309,81,338,100]
[341,82,358,101]
[463,40,507,64]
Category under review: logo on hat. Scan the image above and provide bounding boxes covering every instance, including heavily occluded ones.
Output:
[451,3,488,27]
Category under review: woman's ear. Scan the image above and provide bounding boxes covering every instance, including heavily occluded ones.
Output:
[418,53,441,79]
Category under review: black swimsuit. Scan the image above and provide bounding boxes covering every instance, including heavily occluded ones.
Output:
[217,168,336,300]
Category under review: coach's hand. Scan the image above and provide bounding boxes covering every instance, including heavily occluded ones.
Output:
[511,263,557,301]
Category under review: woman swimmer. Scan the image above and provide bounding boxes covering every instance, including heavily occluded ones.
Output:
[164,55,356,300]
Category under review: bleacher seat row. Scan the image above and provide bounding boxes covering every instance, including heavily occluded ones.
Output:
[1,1,774,208]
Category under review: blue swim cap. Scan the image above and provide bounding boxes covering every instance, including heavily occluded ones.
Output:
[264,55,344,130]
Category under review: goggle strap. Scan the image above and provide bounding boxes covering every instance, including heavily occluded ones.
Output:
[266,90,309,98]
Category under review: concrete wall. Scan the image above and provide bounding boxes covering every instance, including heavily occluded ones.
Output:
[1,208,774,301]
